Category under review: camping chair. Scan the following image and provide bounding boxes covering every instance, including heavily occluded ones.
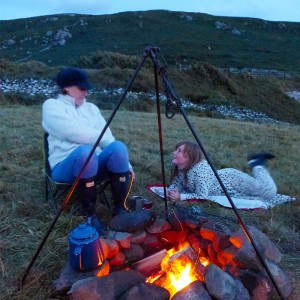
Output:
[43,133,113,213]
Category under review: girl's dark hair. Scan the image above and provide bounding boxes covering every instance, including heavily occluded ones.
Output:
[170,141,204,185]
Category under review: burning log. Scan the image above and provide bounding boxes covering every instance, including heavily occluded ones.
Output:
[153,246,207,298]
[164,246,206,280]
[131,249,167,276]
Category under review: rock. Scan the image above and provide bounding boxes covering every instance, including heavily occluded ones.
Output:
[146,218,171,234]
[108,251,125,266]
[238,269,273,300]
[200,226,217,241]
[212,232,232,252]
[217,245,238,266]
[143,233,162,249]
[205,263,237,300]
[123,244,144,262]
[233,278,250,300]
[54,29,72,44]
[232,29,241,35]
[51,260,109,295]
[166,208,188,231]
[3,39,15,46]
[107,231,132,249]
[131,230,147,244]
[229,225,282,263]
[171,280,211,300]
[188,233,210,255]
[264,258,293,298]
[158,230,187,246]
[207,244,220,266]
[119,282,170,300]
[233,242,261,270]
[110,210,156,232]
[68,270,146,300]
[102,238,119,258]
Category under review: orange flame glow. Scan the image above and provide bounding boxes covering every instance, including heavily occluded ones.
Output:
[170,263,196,292]
[147,243,211,297]
[158,244,199,297]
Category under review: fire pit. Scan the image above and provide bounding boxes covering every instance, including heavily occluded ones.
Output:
[52,207,293,299]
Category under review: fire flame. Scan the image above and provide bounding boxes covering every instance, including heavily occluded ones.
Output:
[170,263,195,292]
[152,243,206,297]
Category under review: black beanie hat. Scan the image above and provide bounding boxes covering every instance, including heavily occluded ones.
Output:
[56,67,91,90]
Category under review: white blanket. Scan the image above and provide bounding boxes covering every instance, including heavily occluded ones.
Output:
[148,185,297,210]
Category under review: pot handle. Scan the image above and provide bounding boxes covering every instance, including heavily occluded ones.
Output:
[74,245,83,271]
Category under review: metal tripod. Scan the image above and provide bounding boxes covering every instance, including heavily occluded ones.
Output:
[21,46,284,299]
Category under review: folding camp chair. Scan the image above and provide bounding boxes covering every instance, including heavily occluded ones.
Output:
[43,133,113,213]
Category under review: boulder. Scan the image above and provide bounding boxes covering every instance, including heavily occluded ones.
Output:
[230,226,282,263]
[110,210,156,232]
[205,263,237,300]
[171,280,211,300]
[119,282,170,300]
[68,270,146,300]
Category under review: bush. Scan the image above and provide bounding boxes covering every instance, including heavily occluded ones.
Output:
[76,51,139,69]
[0,91,43,105]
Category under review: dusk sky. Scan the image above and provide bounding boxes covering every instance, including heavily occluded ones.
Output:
[0,0,299,22]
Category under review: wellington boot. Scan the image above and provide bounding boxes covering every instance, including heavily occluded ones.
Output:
[109,172,130,214]
[77,178,108,235]
[247,152,275,169]
[76,178,97,216]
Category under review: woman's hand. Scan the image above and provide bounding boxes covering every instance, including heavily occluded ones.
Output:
[168,189,180,201]
[129,168,135,180]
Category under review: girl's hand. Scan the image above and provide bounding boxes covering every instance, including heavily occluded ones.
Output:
[168,189,180,201]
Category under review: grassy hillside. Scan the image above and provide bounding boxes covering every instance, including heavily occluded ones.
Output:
[1,56,300,125]
[0,105,299,299]
[1,10,300,126]
[1,10,300,70]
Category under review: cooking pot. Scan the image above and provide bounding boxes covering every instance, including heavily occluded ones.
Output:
[68,223,105,271]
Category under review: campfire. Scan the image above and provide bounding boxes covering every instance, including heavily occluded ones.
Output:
[52,208,293,299]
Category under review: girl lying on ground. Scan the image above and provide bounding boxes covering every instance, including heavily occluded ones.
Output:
[168,141,277,201]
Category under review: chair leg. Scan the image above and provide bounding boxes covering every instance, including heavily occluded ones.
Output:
[45,176,49,203]
[103,189,113,213]
[51,186,58,210]
[45,176,57,211]
[97,181,113,213]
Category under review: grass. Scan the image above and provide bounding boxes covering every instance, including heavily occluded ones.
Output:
[0,104,299,299]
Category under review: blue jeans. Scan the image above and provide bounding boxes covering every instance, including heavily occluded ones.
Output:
[51,141,129,184]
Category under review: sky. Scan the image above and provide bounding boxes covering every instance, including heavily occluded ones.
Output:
[0,0,299,22]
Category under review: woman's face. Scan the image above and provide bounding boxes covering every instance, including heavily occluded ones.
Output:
[172,144,189,170]
[65,86,88,106]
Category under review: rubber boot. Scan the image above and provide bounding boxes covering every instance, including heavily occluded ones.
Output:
[247,152,275,169]
[109,172,130,215]
[77,178,107,235]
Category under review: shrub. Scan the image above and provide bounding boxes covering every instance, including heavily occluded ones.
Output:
[0,91,43,105]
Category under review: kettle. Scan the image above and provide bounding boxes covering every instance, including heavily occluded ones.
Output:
[68,223,105,271]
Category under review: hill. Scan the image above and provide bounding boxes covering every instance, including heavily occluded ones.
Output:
[1,10,300,125]
[1,10,300,70]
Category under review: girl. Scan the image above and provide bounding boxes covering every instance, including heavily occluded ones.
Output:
[168,141,277,201]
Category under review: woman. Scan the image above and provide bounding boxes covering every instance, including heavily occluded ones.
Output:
[42,67,134,233]
[168,141,277,202]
